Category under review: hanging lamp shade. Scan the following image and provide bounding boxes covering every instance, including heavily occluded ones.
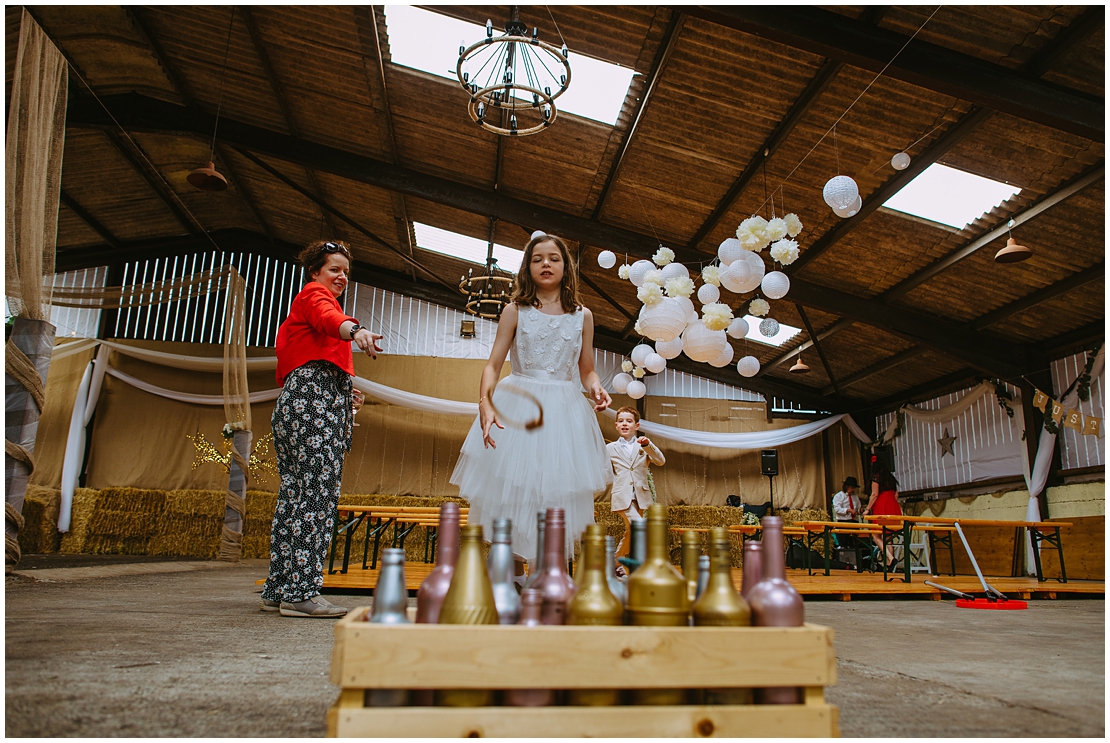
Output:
[994,237,1032,263]
[187,161,228,192]
[789,358,810,374]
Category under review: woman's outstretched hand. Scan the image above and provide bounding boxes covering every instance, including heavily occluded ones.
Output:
[481,402,504,449]
[354,328,384,359]
[590,383,612,412]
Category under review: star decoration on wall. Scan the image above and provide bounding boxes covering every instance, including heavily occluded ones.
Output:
[937,428,957,457]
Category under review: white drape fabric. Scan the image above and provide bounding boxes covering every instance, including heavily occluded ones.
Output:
[877,381,995,444]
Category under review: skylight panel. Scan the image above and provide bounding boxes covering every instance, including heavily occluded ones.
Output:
[384,5,635,126]
[882,163,1021,230]
[740,315,802,348]
[413,222,523,274]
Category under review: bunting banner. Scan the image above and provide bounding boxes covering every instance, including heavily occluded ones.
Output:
[1029,386,1101,436]
[1032,389,1050,412]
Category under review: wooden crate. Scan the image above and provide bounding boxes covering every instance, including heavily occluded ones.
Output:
[328,609,838,737]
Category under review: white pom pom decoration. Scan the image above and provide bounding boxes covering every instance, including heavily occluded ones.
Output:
[736,355,760,377]
[708,344,735,368]
[637,297,688,342]
[696,283,720,304]
[674,295,697,324]
[822,175,859,211]
[759,318,780,338]
[682,320,728,363]
[660,262,689,282]
[761,271,790,300]
[891,152,911,171]
[718,237,745,266]
[612,372,632,394]
[833,195,862,219]
[597,250,616,269]
[644,352,667,374]
[654,337,684,360]
[530,230,546,241]
[631,344,654,367]
[719,261,752,294]
[727,316,749,339]
[626,380,647,400]
[627,259,656,287]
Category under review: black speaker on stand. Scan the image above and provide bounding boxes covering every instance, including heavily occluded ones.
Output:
[761,449,778,511]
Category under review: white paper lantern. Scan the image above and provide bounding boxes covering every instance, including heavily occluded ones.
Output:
[736,355,760,377]
[627,259,656,287]
[719,261,752,294]
[759,318,780,338]
[718,237,745,266]
[891,152,911,171]
[630,344,654,367]
[682,320,727,363]
[655,337,683,360]
[822,175,859,211]
[597,250,616,269]
[644,352,667,374]
[660,262,689,282]
[530,230,546,241]
[637,297,688,342]
[833,195,863,219]
[761,271,790,300]
[626,379,647,400]
[735,251,765,294]
[708,344,735,368]
[696,282,720,304]
[674,295,697,324]
[612,372,632,394]
[726,316,749,339]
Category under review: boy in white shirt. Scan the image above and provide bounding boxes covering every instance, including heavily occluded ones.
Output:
[606,407,666,563]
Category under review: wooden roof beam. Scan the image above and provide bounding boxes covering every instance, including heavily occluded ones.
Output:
[794,303,842,399]
[822,346,928,396]
[59,190,122,251]
[857,367,979,418]
[687,57,842,251]
[972,262,1105,331]
[1022,5,1104,79]
[679,5,1104,141]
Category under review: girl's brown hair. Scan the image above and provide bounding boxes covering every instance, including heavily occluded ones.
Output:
[511,234,581,314]
[297,240,352,277]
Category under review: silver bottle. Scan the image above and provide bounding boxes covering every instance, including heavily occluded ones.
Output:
[366,548,410,707]
[604,535,626,606]
[488,518,522,624]
[629,519,647,566]
[696,554,711,600]
[523,511,546,590]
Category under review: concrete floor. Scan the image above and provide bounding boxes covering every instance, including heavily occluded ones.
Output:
[5,556,1104,737]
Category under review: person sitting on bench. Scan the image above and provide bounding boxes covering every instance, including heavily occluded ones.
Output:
[832,477,862,522]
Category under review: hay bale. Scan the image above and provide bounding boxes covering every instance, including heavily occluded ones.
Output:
[58,488,102,554]
[147,490,225,558]
[18,486,62,555]
[84,487,168,554]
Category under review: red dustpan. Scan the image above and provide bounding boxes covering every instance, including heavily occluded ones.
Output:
[928,523,1029,610]
[955,597,1028,610]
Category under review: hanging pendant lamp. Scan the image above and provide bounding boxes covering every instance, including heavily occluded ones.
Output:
[994,220,1032,263]
[789,358,810,374]
[187,162,228,191]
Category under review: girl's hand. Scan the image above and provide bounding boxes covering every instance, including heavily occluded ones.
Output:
[351,388,365,414]
[590,384,612,412]
[354,328,384,359]
[481,402,504,449]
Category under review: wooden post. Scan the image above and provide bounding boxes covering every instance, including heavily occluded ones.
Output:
[820,429,835,519]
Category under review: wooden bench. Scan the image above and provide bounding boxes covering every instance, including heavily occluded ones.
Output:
[329,505,470,575]
[866,515,1071,583]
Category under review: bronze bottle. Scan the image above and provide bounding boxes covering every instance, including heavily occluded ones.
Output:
[537,508,575,625]
[747,516,804,705]
[488,518,522,625]
[435,524,498,707]
[680,530,701,607]
[503,589,555,707]
[694,528,753,706]
[366,548,411,707]
[415,502,460,624]
[741,541,762,601]
[627,504,688,705]
[523,511,546,590]
[566,525,623,706]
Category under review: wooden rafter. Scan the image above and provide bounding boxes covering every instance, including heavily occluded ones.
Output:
[679,5,1104,141]
[822,346,927,396]
[794,303,841,399]
[59,190,122,250]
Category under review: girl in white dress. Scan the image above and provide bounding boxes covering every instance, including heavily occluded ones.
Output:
[450,234,613,566]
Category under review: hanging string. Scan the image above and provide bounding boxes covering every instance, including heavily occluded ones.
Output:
[545,5,567,47]
[632,190,663,244]
[833,126,841,173]
[209,7,237,162]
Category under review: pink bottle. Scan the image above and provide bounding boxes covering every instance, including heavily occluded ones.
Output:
[412,502,460,706]
[536,508,576,626]
[747,516,804,705]
[503,589,555,707]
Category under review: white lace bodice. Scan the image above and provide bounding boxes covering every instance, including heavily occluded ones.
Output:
[510,306,583,382]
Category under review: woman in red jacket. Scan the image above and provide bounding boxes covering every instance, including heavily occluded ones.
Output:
[261,240,383,618]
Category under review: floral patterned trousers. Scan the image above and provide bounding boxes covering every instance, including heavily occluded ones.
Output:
[262,361,353,604]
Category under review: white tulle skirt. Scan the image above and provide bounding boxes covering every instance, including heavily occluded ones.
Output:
[450,374,612,564]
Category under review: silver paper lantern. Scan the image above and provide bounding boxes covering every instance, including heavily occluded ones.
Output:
[759,318,780,338]
[597,250,617,269]
[736,355,760,377]
[822,175,859,211]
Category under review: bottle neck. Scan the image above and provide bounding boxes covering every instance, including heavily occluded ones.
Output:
[534,520,546,563]
[542,521,566,570]
[646,517,668,561]
[437,516,460,566]
[583,537,605,577]
[709,544,731,582]
[375,564,408,614]
[761,525,785,580]
[489,542,514,583]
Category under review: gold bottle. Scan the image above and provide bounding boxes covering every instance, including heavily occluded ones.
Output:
[436,524,498,707]
[680,530,701,607]
[694,527,753,705]
[627,505,689,705]
[567,525,623,706]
